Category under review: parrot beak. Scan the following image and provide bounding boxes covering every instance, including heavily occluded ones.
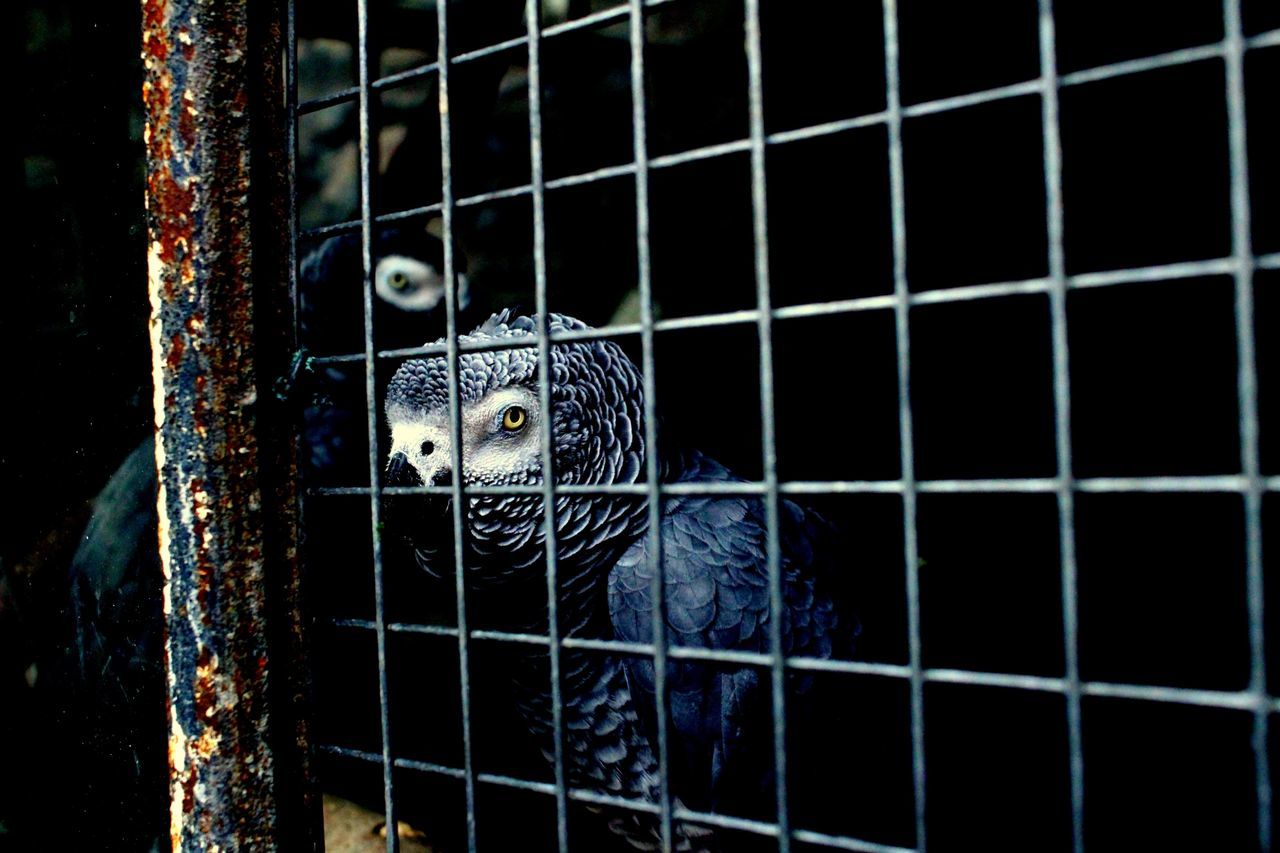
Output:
[385,452,423,487]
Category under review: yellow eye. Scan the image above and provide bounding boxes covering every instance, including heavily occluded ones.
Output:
[389,271,410,290]
[502,406,527,431]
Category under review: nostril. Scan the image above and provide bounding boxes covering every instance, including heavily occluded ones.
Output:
[421,441,435,456]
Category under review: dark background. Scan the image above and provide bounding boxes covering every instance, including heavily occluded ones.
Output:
[3,0,1279,850]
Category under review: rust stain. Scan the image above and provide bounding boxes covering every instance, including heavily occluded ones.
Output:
[178,94,197,151]
[193,647,217,723]
[180,760,196,816]
[141,0,169,62]
[167,331,185,372]
[145,0,307,845]
[177,25,195,61]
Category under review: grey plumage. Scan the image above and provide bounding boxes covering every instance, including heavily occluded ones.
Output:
[385,311,858,850]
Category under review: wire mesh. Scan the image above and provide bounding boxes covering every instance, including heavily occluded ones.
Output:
[285,0,1280,850]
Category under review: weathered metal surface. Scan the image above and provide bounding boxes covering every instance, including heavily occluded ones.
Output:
[142,0,308,848]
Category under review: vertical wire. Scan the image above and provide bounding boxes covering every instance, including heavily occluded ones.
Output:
[628,0,675,850]
[356,0,399,848]
[880,1,927,848]
[742,1,790,849]
[1035,4,1085,851]
[435,1,479,850]
[525,2,572,849]
[1223,1,1271,849]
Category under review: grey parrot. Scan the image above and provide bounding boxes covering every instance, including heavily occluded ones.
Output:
[384,311,858,850]
[299,224,474,356]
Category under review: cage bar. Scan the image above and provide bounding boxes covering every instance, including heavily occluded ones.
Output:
[628,0,677,848]
[524,2,573,849]
[741,0,793,848]
[1223,1,1271,849]
[433,0,483,850]
[878,1,929,848]
[1034,3,1085,851]
[142,0,310,847]
[353,0,401,848]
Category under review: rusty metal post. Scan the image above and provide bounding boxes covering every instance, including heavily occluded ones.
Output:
[142,0,312,848]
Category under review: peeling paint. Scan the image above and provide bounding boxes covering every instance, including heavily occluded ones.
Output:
[142,0,302,848]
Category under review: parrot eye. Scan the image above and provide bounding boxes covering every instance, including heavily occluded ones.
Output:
[388,271,411,290]
[501,406,527,432]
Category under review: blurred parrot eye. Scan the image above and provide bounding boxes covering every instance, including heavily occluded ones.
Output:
[501,406,527,431]
[388,271,410,290]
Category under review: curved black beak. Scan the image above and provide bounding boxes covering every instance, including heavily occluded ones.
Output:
[385,451,424,487]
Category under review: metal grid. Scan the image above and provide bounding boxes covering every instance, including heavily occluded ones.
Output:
[282,1,1280,851]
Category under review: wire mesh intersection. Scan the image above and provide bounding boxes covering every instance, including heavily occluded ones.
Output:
[286,1,1279,850]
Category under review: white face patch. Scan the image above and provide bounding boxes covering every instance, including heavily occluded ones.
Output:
[388,386,541,485]
[375,254,444,312]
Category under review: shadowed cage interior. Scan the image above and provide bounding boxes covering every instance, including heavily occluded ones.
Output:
[291,1,1280,851]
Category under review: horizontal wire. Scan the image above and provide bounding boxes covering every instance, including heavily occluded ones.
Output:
[298,0,680,114]
[297,21,1280,117]
[323,618,1280,711]
[298,86,360,116]
[318,743,384,763]
[306,253,1267,365]
[1070,256,1237,287]
[1060,40,1226,87]
[309,473,1280,500]
[1253,28,1280,49]
[319,664,1276,850]
[1257,251,1279,269]
[296,25,1280,232]
[395,757,468,780]
[791,828,917,853]
[321,742,915,851]
[900,77,1044,116]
